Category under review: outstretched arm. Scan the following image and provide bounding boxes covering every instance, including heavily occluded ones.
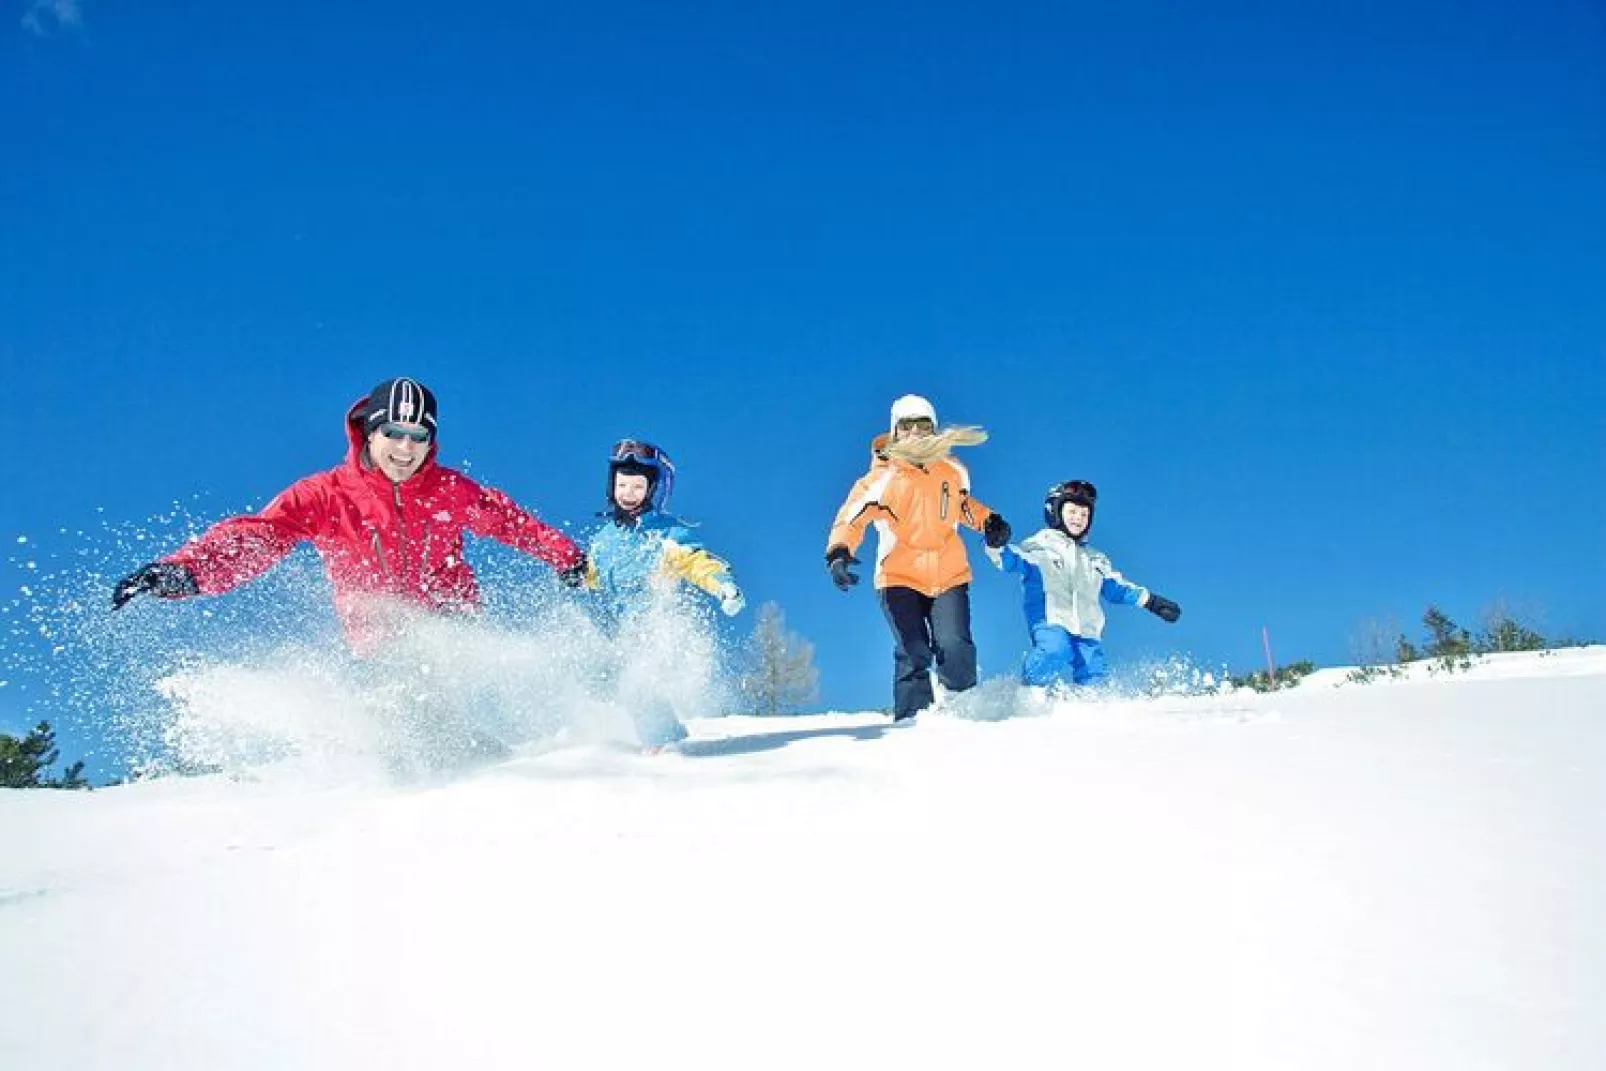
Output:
[661,539,745,616]
[1095,558,1180,621]
[464,484,586,576]
[957,491,997,535]
[660,539,735,598]
[986,543,1047,626]
[1098,573,1148,607]
[653,521,742,613]
[163,477,328,596]
[984,543,1028,575]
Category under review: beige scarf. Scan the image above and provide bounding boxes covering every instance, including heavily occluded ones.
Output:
[880,425,989,466]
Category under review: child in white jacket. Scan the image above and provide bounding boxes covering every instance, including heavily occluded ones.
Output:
[986,480,1180,686]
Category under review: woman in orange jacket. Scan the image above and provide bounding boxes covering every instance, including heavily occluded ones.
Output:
[825,394,1012,721]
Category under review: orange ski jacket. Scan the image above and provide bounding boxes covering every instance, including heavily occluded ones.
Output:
[826,434,996,596]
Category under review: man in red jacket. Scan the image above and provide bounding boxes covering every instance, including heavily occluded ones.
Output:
[111,377,587,651]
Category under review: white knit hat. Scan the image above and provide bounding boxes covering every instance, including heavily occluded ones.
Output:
[889,394,937,433]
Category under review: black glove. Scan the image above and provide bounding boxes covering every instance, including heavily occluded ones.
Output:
[111,562,199,610]
[825,545,860,591]
[1145,593,1181,623]
[983,513,1012,549]
[557,553,590,589]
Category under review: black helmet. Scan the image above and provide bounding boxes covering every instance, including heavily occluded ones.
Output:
[1043,479,1097,541]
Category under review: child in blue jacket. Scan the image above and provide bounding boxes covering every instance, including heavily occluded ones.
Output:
[986,480,1180,687]
[586,439,745,747]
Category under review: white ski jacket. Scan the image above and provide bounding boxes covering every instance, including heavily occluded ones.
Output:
[986,527,1150,640]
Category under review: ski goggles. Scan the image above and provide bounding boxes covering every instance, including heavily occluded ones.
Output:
[379,423,432,444]
[1051,479,1097,504]
[611,439,670,466]
[895,417,936,432]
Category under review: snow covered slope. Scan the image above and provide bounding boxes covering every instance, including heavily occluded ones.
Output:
[4,649,1604,1070]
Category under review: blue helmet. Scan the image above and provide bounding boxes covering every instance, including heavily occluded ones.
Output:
[607,438,676,513]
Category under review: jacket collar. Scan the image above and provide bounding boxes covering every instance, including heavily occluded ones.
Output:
[1024,527,1081,553]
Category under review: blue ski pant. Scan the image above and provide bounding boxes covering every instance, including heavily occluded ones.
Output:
[879,584,978,719]
[1022,624,1108,687]
[632,703,688,749]
[592,606,690,749]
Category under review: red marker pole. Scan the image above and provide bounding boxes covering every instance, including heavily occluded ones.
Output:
[1262,626,1277,688]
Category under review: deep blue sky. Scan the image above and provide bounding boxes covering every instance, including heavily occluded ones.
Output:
[4,0,1604,768]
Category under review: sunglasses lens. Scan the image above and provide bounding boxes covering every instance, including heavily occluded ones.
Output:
[382,425,430,443]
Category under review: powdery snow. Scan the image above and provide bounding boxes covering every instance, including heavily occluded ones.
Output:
[3,649,1605,1070]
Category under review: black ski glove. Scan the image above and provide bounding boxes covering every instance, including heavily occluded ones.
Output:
[825,545,860,591]
[112,562,199,610]
[1145,593,1181,623]
[983,513,1012,549]
[557,553,590,589]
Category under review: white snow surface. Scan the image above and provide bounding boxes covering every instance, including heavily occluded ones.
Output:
[4,647,1605,1070]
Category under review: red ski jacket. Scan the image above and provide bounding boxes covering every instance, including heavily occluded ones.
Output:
[164,397,583,649]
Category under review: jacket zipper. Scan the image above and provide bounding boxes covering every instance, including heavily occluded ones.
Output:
[370,530,393,580]
[941,482,950,520]
[391,483,408,583]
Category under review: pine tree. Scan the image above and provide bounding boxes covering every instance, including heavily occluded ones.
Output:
[1478,599,1547,653]
[738,603,820,716]
[1422,606,1474,672]
[0,721,89,789]
[1422,606,1472,658]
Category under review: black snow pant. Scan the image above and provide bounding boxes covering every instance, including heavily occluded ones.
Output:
[878,584,978,720]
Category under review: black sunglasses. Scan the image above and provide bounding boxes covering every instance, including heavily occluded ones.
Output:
[380,424,432,444]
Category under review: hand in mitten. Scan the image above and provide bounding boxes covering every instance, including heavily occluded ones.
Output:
[983,513,1012,549]
[825,546,860,591]
[717,583,746,617]
[111,563,199,610]
[1145,592,1181,623]
[556,553,591,589]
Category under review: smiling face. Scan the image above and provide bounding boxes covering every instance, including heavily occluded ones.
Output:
[367,423,431,483]
[612,471,652,514]
[1059,500,1091,538]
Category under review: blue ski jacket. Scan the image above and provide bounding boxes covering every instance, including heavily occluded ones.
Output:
[586,510,740,617]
